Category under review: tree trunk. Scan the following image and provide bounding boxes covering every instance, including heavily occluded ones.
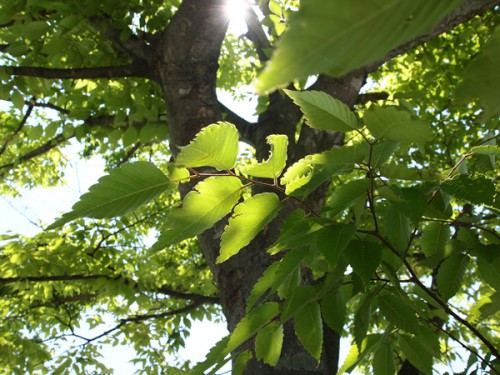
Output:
[157,1,365,373]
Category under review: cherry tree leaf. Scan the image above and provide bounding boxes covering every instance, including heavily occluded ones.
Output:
[257,0,463,93]
[48,162,187,229]
[153,176,243,250]
[255,321,284,366]
[241,135,288,179]
[284,89,359,131]
[364,107,433,143]
[218,193,282,263]
[176,122,239,171]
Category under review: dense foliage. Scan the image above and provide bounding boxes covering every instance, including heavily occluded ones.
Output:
[0,0,499,374]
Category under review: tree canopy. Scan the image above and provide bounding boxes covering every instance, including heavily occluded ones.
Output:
[0,0,499,374]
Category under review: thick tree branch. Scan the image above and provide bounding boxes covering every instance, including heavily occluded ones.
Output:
[360,0,500,75]
[3,62,157,81]
[0,101,34,157]
[357,91,390,105]
[243,1,272,62]
[87,14,154,63]
[219,102,256,146]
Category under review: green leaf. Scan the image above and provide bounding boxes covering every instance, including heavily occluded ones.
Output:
[353,294,373,349]
[176,122,238,171]
[294,301,323,361]
[227,302,280,354]
[218,193,282,263]
[476,246,500,291]
[436,254,470,299]
[232,350,253,375]
[153,176,243,250]
[268,210,323,254]
[456,27,500,120]
[241,134,288,179]
[364,107,433,143]
[379,163,439,181]
[281,145,366,195]
[247,249,306,310]
[471,145,500,157]
[284,89,359,131]
[316,224,356,267]
[20,20,50,39]
[256,0,463,93]
[421,222,451,259]
[398,335,433,375]
[373,343,396,375]
[282,285,315,321]
[345,240,382,287]
[326,179,370,217]
[191,336,230,375]
[440,174,495,205]
[383,203,411,254]
[321,287,346,333]
[255,321,284,366]
[48,162,183,229]
[378,293,419,334]
[369,141,400,168]
[338,335,381,375]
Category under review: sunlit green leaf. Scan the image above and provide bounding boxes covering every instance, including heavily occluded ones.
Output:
[153,176,243,250]
[218,193,282,263]
[227,302,280,354]
[257,0,463,93]
[255,321,283,366]
[176,122,239,171]
[241,135,288,179]
[284,89,359,131]
[48,162,184,229]
[364,107,433,143]
[191,336,230,375]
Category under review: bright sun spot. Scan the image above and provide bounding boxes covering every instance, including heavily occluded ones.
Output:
[224,0,249,35]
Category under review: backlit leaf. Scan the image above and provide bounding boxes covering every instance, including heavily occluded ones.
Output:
[316,224,356,267]
[48,162,184,229]
[176,122,238,171]
[364,107,433,143]
[218,193,282,263]
[440,174,495,205]
[153,176,243,250]
[256,0,463,93]
[255,321,283,366]
[456,26,500,120]
[398,335,433,375]
[345,240,382,287]
[294,301,323,361]
[436,254,470,299]
[379,293,419,334]
[284,89,359,131]
[321,287,347,333]
[373,343,396,375]
[241,135,288,179]
[326,179,370,218]
[383,203,411,254]
[227,302,280,354]
[421,222,451,259]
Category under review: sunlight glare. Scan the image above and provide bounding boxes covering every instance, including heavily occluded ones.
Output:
[224,0,249,36]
